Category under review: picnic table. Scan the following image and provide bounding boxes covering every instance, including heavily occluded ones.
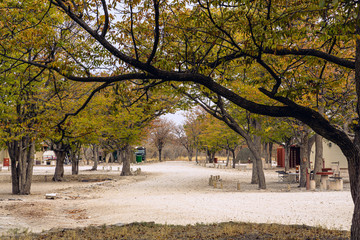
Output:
[276,171,299,183]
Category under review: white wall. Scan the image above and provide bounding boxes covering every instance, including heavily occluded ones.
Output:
[310,139,348,169]
[0,149,9,164]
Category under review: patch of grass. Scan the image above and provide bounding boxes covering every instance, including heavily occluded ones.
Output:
[1,222,350,240]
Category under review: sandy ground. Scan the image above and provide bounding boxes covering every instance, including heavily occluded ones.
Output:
[0,161,354,235]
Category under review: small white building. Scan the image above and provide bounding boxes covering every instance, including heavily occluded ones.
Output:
[42,150,56,165]
[0,148,57,166]
[310,139,348,169]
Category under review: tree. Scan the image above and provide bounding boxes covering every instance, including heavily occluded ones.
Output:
[149,119,174,162]
[4,1,360,237]
[197,114,223,163]
[174,125,194,161]
[40,80,108,181]
[202,114,241,167]
[182,91,267,188]
[99,83,176,174]
[183,108,204,163]
[0,47,50,194]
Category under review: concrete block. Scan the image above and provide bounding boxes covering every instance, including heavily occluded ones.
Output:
[328,179,343,191]
[310,180,316,190]
[320,175,329,190]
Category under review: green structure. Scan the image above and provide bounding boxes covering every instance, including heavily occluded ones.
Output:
[135,147,146,162]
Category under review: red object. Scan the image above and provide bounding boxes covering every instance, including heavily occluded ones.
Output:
[316,172,333,175]
[322,168,332,172]
[214,158,218,163]
[3,158,9,167]
[277,148,285,167]
[306,168,310,190]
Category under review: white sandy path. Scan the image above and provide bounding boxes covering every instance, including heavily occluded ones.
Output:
[84,162,353,231]
[0,161,354,233]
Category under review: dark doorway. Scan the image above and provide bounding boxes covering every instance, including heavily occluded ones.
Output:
[289,146,300,168]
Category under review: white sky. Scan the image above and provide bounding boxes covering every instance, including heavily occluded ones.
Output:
[162,111,186,125]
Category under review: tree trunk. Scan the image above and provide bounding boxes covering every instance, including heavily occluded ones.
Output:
[86,149,89,165]
[255,156,266,189]
[307,136,315,165]
[195,148,198,163]
[345,129,360,239]
[91,145,98,171]
[105,152,111,164]
[269,142,273,164]
[7,136,35,195]
[187,147,193,161]
[350,17,360,239]
[119,148,125,163]
[109,152,114,163]
[284,143,290,172]
[207,150,215,163]
[121,145,132,176]
[351,192,360,240]
[231,150,236,168]
[349,148,360,240]
[158,148,162,162]
[314,134,323,186]
[71,149,79,175]
[211,151,216,163]
[254,141,266,188]
[53,151,66,181]
[264,142,270,164]
[225,149,230,167]
[8,141,20,194]
[53,142,68,182]
[206,149,212,163]
[299,131,310,188]
[251,157,258,184]
[248,119,266,189]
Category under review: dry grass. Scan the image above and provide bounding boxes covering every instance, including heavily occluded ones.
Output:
[2,222,350,240]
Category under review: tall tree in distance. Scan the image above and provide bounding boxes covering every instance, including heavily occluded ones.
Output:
[183,108,204,163]
[149,119,173,162]
[174,125,194,161]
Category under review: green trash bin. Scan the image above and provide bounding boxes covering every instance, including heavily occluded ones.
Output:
[136,155,142,163]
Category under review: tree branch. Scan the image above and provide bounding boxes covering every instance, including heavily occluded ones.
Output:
[100,0,109,38]
[57,81,113,128]
[129,3,139,60]
[256,58,281,94]
[147,0,160,64]
[263,47,354,69]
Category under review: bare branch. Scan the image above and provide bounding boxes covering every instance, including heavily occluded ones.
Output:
[255,58,282,95]
[129,3,139,60]
[65,73,158,83]
[100,0,109,38]
[263,47,354,69]
[147,0,160,64]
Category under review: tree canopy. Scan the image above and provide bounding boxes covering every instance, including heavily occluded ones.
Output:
[2,0,360,238]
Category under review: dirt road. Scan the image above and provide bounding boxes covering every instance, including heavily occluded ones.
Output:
[0,161,354,234]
